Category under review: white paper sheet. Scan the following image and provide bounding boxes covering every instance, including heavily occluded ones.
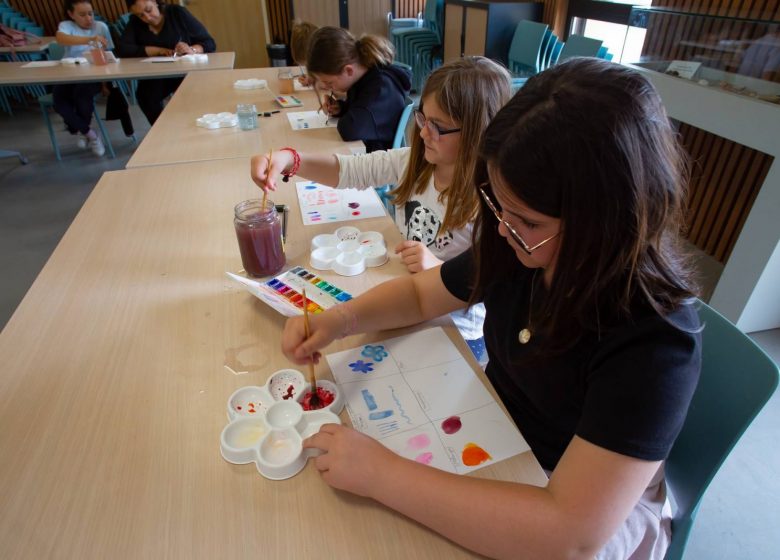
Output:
[20,60,60,68]
[286,110,337,130]
[326,327,531,474]
[296,181,386,225]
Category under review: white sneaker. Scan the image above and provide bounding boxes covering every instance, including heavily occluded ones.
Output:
[89,135,105,157]
[76,135,88,149]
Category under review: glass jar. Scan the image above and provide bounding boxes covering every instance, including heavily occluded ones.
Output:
[89,40,107,66]
[234,199,286,277]
[236,103,257,130]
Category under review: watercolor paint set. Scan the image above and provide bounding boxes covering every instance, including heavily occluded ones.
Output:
[226,266,353,317]
[274,95,303,108]
[220,369,344,480]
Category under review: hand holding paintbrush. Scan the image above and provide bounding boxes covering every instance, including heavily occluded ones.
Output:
[301,289,320,409]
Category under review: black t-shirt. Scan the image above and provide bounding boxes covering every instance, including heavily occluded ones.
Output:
[117,5,216,58]
[440,250,701,471]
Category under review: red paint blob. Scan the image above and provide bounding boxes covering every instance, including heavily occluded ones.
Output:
[282,385,295,400]
[441,416,462,434]
[301,387,335,410]
[236,405,242,411]
[351,211,360,216]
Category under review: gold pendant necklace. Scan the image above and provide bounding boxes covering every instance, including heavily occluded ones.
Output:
[519,269,540,345]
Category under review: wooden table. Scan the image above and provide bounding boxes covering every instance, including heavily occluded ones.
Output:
[0,51,235,86]
[0,36,55,54]
[126,67,362,168]
[0,158,546,559]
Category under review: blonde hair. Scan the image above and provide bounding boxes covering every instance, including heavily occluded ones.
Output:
[307,26,394,74]
[392,56,511,233]
[290,20,318,65]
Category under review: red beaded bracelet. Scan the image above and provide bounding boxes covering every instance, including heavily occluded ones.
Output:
[280,147,301,182]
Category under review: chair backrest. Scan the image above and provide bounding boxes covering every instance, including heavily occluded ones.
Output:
[597,45,613,61]
[558,34,603,62]
[507,20,549,77]
[421,0,443,40]
[392,96,414,149]
[663,300,778,560]
[47,42,64,61]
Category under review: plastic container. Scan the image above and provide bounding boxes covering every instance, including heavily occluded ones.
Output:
[89,40,107,66]
[234,199,286,277]
[220,369,344,480]
[196,112,238,128]
[310,227,388,276]
[236,103,258,130]
[266,43,289,67]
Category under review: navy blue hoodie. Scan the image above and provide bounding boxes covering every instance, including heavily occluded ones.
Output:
[335,64,412,153]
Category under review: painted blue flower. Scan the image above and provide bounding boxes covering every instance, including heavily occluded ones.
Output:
[348,360,374,374]
[361,345,388,362]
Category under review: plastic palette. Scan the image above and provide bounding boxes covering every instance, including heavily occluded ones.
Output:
[310,226,387,276]
[220,369,344,480]
[196,112,238,129]
[234,78,267,90]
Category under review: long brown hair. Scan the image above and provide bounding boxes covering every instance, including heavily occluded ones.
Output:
[474,57,697,353]
[289,20,318,65]
[306,27,393,74]
[392,56,511,233]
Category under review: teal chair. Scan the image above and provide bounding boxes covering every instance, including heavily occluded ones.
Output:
[507,20,550,91]
[386,0,424,38]
[558,34,603,62]
[663,300,778,560]
[375,96,415,217]
[392,0,443,92]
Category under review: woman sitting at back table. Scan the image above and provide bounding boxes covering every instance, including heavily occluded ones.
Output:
[117,0,215,124]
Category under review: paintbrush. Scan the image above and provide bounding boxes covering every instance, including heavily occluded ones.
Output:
[261,148,272,210]
[301,288,320,408]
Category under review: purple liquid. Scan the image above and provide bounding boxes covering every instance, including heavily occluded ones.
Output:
[235,212,285,277]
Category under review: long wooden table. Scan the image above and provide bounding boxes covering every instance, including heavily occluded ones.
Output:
[126,67,362,168]
[0,158,546,559]
[0,51,235,86]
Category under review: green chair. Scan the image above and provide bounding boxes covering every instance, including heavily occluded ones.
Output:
[375,96,415,217]
[663,300,778,560]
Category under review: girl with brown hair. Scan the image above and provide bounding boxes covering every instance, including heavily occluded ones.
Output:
[251,56,512,362]
[278,58,702,559]
[305,26,411,152]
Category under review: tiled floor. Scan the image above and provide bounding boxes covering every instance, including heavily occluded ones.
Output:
[2,101,779,559]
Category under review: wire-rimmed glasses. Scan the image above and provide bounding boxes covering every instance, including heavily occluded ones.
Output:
[478,183,560,255]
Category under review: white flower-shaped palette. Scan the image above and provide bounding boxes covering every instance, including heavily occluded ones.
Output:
[196,112,238,129]
[310,226,388,276]
[220,369,344,480]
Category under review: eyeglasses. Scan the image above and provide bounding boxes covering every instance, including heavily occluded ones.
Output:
[478,183,560,255]
[413,109,461,141]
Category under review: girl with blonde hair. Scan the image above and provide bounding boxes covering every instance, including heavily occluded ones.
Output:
[251,56,512,361]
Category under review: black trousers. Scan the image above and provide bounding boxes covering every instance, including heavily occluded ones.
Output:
[136,77,184,125]
[52,82,101,135]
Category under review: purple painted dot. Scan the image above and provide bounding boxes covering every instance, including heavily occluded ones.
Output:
[347,202,360,209]
[441,416,462,434]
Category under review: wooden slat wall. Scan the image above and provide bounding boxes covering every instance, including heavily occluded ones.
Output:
[393,0,426,19]
[644,1,778,264]
[266,0,293,44]
[8,0,156,35]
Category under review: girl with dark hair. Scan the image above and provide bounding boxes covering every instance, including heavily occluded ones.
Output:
[278,58,702,559]
[117,0,215,124]
[252,56,511,364]
[305,26,411,152]
[52,0,114,156]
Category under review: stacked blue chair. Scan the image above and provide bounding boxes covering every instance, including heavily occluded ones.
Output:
[507,20,550,91]
[391,0,443,92]
[558,34,603,62]
[386,0,423,38]
[37,43,125,160]
[662,301,778,559]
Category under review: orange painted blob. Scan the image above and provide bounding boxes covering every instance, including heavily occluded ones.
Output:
[461,442,491,467]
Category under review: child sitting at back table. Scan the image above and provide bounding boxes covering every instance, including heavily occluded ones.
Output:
[289,20,317,88]
[306,26,411,153]
[53,0,114,156]
[251,56,512,364]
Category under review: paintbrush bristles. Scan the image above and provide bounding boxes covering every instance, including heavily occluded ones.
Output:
[301,289,318,401]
